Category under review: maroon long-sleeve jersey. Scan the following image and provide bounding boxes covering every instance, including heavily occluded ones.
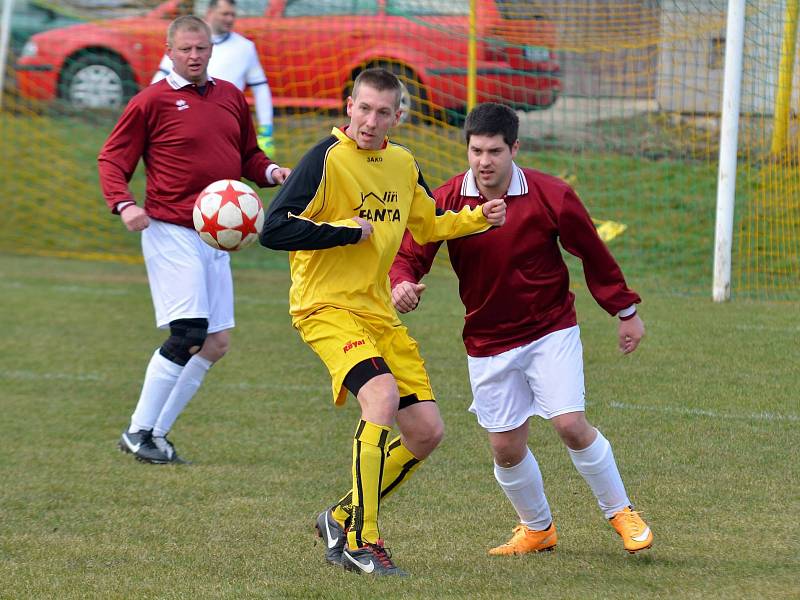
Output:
[98,74,275,228]
[389,164,640,357]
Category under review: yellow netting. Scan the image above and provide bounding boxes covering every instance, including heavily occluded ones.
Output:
[1,0,797,299]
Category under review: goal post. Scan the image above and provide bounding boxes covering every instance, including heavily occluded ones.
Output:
[713,0,746,302]
[770,0,799,156]
[0,0,14,110]
[467,0,477,113]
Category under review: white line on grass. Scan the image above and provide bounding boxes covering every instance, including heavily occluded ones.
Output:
[221,381,320,392]
[6,369,795,424]
[235,296,289,306]
[2,280,130,296]
[608,401,799,423]
[734,323,800,332]
[1,370,105,382]
[0,370,320,392]
[52,285,128,296]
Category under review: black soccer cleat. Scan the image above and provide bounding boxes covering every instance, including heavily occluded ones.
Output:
[152,435,190,464]
[315,508,346,566]
[117,429,170,464]
[342,540,408,577]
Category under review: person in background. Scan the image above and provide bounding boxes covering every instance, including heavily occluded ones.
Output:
[100,15,290,464]
[152,0,277,156]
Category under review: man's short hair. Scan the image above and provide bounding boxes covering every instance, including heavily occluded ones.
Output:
[352,68,402,110]
[208,0,236,10]
[167,15,211,47]
[464,102,519,148]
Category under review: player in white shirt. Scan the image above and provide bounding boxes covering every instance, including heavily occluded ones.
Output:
[152,0,276,156]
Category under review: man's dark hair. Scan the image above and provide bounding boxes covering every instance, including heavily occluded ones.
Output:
[352,68,402,110]
[464,102,519,148]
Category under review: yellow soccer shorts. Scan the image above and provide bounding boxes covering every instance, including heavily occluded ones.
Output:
[296,307,434,406]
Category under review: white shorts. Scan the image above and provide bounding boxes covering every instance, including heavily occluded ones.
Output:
[141,219,235,333]
[467,325,585,432]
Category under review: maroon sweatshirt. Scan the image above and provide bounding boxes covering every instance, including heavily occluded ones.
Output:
[390,164,640,357]
[98,75,275,228]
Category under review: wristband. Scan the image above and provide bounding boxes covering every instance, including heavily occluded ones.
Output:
[117,202,136,215]
[617,304,637,320]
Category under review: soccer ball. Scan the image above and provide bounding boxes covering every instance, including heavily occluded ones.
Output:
[193,179,264,251]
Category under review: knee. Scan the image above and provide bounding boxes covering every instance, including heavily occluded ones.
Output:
[160,318,208,366]
[402,410,444,459]
[491,440,526,468]
[433,419,445,447]
[487,423,530,467]
[357,374,401,424]
[201,332,230,363]
[418,417,444,452]
[552,413,595,450]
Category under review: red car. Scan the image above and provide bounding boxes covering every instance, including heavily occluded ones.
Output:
[15,0,560,119]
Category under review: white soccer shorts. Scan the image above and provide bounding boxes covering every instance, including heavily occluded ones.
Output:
[467,325,585,432]
[141,219,235,333]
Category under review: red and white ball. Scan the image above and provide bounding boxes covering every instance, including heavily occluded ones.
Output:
[193,179,264,251]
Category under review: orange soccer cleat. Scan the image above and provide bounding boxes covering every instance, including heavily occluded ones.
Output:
[609,507,653,553]
[489,522,557,556]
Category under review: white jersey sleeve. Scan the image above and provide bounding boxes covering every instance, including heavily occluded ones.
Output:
[251,81,274,128]
[151,54,173,84]
[244,43,267,87]
[243,42,273,128]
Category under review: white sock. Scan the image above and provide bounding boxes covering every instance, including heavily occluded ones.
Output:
[152,354,213,437]
[568,429,630,518]
[494,448,552,531]
[129,349,183,433]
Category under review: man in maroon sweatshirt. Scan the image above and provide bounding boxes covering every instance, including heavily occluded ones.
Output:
[390,102,653,556]
[98,15,290,465]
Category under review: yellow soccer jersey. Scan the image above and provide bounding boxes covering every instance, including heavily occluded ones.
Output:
[260,127,491,323]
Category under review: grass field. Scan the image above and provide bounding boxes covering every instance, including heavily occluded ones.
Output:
[1,252,798,599]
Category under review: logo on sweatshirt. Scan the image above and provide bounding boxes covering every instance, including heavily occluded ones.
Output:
[343,339,366,354]
[176,99,190,111]
[354,190,401,222]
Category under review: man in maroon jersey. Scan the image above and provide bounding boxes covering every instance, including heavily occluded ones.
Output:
[389,102,653,555]
[98,15,290,465]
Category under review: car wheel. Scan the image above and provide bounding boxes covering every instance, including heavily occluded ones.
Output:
[516,88,560,112]
[444,107,467,128]
[536,88,560,109]
[58,52,136,109]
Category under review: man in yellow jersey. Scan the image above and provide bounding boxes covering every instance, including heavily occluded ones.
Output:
[260,68,506,576]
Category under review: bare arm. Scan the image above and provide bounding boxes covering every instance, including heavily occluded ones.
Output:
[618,313,645,354]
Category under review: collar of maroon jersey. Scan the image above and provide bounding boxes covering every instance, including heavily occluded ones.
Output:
[166,71,217,91]
[460,162,527,198]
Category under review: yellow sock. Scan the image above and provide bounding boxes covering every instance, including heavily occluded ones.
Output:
[333,436,422,529]
[347,420,390,548]
[381,436,422,496]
